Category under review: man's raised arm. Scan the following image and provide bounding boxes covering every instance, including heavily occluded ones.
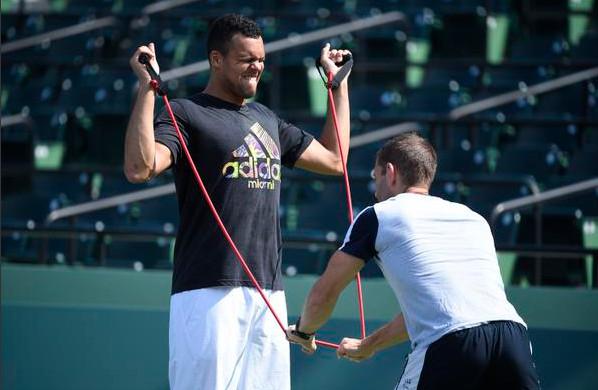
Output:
[124,42,172,183]
[294,43,351,175]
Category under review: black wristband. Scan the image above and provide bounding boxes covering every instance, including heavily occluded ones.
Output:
[293,316,315,340]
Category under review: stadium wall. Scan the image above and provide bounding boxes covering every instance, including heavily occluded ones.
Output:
[2,263,598,390]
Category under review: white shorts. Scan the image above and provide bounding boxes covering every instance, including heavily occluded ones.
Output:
[169,286,290,390]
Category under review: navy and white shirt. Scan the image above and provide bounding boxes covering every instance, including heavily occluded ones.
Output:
[340,193,525,350]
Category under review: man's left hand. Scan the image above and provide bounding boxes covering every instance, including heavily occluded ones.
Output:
[319,43,352,77]
[336,337,375,362]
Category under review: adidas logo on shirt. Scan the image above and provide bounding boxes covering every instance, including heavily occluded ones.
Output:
[221,122,282,190]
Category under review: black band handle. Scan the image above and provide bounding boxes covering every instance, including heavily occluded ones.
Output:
[138,53,166,96]
[316,53,353,90]
[315,53,353,68]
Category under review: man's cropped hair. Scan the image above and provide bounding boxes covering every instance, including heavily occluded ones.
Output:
[206,14,262,62]
[376,132,437,187]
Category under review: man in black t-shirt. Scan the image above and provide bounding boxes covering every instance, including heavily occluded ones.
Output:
[124,14,351,390]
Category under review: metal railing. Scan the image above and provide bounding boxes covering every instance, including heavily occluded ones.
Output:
[449,66,598,120]
[3,225,595,287]
[491,177,598,226]
[0,113,32,128]
[141,0,202,15]
[44,171,540,225]
[491,177,598,252]
[358,65,598,144]
[0,225,339,270]
[46,184,176,224]
[490,178,598,287]
[1,17,119,54]
[1,0,207,54]
[495,245,597,288]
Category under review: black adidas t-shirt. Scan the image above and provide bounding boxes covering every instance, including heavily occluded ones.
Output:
[154,93,313,294]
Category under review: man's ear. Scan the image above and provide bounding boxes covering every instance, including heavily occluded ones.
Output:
[210,50,222,68]
[385,162,396,187]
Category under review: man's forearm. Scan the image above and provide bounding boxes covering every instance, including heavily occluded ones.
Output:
[319,80,350,166]
[296,279,341,334]
[124,84,157,182]
[361,314,409,354]
[293,251,362,338]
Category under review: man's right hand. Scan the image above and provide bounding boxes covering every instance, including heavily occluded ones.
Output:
[130,42,160,84]
[286,325,317,355]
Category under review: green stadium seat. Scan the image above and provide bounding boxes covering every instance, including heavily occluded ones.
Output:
[512,209,588,287]
[103,238,173,269]
[495,144,566,182]
[515,125,581,153]
[437,147,490,174]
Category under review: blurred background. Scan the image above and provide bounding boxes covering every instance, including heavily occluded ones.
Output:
[1,0,597,389]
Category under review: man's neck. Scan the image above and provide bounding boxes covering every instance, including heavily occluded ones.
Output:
[403,186,428,195]
[203,82,244,106]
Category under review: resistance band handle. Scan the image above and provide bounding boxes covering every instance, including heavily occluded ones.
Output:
[316,53,353,90]
[315,53,352,68]
[138,53,166,96]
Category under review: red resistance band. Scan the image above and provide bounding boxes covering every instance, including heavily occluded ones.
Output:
[326,71,366,340]
[142,55,364,350]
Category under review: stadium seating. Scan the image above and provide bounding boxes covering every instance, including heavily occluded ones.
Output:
[2,0,597,286]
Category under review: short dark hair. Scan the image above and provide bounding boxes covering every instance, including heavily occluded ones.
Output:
[206,14,262,62]
[376,132,437,187]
